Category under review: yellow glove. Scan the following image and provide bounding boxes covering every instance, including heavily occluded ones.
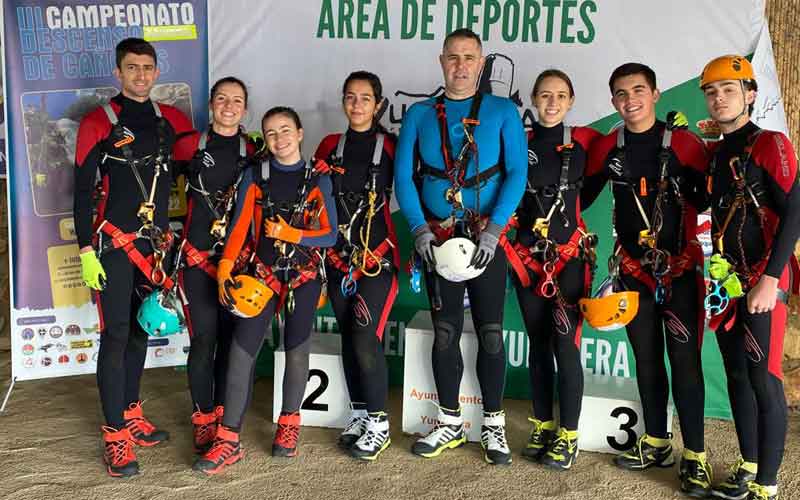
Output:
[80,251,106,290]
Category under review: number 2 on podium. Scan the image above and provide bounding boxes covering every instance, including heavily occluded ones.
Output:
[302,368,330,411]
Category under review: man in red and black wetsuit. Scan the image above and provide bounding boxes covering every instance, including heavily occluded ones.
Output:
[700,55,800,500]
[582,63,711,497]
[73,38,194,478]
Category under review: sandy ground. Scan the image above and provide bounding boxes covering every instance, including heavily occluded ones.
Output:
[0,333,799,500]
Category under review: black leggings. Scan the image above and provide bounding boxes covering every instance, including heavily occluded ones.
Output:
[221,279,321,430]
[423,249,508,413]
[328,268,397,413]
[181,266,233,413]
[96,248,154,428]
[716,297,788,485]
[513,259,586,430]
[621,270,705,452]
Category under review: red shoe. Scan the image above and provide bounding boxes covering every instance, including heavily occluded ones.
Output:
[102,426,139,478]
[273,412,301,457]
[214,405,225,425]
[192,426,243,475]
[124,401,170,447]
[191,409,218,453]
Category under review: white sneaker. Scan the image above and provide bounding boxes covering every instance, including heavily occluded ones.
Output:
[481,410,511,465]
[338,408,368,449]
[411,408,466,458]
[351,412,391,461]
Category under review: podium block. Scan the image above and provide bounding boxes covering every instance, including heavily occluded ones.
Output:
[402,312,672,454]
[273,333,350,428]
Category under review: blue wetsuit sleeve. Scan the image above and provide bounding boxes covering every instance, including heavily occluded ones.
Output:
[489,102,527,227]
[394,106,427,232]
[298,174,338,248]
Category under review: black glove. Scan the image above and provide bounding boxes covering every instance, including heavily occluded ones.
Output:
[413,225,437,268]
[666,111,688,131]
[470,222,502,269]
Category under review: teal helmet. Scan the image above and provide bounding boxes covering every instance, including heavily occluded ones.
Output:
[137,289,185,337]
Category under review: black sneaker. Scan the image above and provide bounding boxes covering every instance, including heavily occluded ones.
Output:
[680,456,712,498]
[520,417,555,462]
[540,428,578,471]
[613,434,675,471]
[712,459,757,500]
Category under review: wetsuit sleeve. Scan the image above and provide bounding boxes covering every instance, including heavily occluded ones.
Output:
[171,131,200,180]
[221,167,257,262]
[755,132,800,278]
[672,130,711,212]
[73,114,106,249]
[394,105,427,232]
[297,174,337,247]
[314,134,340,162]
[489,101,527,228]
[581,134,613,209]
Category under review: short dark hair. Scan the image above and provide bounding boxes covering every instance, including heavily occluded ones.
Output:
[443,28,482,51]
[210,76,249,107]
[115,38,157,69]
[261,106,303,132]
[744,80,758,115]
[532,69,575,99]
[608,63,657,94]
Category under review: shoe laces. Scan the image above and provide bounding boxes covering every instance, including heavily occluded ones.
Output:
[104,429,135,466]
[548,429,575,458]
[719,458,747,487]
[342,414,368,436]
[126,415,156,437]
[194,420,216,446]
[356,426,388,450]
[686,457,712,485]
[527,417,545,443]
[203,437,237,463]
[481,422,508,451]
[747,483,772,500]
[275,421,300,449]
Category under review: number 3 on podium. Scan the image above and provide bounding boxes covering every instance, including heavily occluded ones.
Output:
[607,406,639,451]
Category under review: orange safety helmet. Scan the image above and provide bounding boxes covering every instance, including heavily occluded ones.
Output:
[224,274,274,318]
[578,280,639,332]
[699,55,755,88]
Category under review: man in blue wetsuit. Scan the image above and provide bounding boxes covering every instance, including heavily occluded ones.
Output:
[395,28,527,465]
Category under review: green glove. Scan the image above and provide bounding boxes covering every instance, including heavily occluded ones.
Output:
[720,273,744,298]
[80,251,106,290]
[666,110,689,130]
[708,254,732,280]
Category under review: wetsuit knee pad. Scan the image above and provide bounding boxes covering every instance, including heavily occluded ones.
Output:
[433,321,458,352]
[478,323,504,355]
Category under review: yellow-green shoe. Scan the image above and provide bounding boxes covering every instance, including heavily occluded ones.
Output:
[520,417,555,462]
[613,434,675,471]
[350,412,391,461]
[712,459,757,500]
[540,428,579,471]
[679,452,712,498]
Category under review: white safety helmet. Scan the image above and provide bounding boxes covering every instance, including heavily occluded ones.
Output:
[433,237,485,282]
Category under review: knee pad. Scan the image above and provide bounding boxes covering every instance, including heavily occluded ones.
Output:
[352,333,379,372]
[478,323,504,356]
[433,321,458,353]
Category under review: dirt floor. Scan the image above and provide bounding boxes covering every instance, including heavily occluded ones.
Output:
[0,333,799,500]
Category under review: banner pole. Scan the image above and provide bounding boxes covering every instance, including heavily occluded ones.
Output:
[0,376,18,413]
